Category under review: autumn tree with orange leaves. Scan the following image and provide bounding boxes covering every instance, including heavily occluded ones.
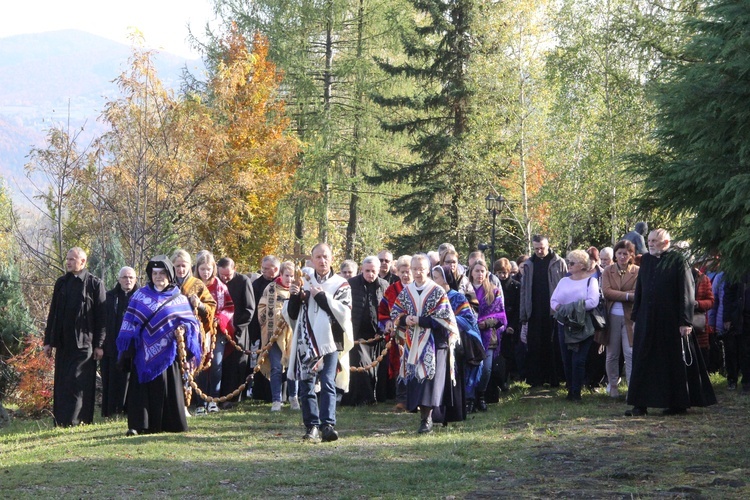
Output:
[190,29,299,268]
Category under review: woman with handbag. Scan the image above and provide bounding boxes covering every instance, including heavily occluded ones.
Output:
[601,240,639,398]
[550,250,600,401]
[469,259,507,411]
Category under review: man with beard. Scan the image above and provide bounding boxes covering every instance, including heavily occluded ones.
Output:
[518,235,567,387]
[625,229,716,416]
[44,247,107,426]
[342,256,389,406]
[102,266,139,417]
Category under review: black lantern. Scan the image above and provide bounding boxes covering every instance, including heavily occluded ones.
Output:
[484,194,506,263]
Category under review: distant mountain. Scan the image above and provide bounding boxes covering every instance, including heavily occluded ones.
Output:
[0,29,203,184]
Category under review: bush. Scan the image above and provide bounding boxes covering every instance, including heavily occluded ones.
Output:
[7,336,54,418]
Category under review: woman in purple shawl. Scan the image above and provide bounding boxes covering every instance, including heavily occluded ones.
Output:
[117,255,201,436]
[469,259,507,411]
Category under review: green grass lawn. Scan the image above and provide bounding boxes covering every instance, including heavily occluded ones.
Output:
[2,377,749,499]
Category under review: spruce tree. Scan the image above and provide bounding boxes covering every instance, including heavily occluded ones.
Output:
[370,0,476,251]
[634,0,750,279]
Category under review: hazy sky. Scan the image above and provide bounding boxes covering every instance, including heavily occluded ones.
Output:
[0,0,217,58]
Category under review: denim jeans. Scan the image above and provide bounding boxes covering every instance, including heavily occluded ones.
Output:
[556,323,593,394]
[268,343,298,402]
[471,349,495,397]
[299,351,338,427]
[194,332,227,405]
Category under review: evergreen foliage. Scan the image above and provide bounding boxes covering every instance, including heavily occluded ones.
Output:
[0,183,36,407]
[369,0,479,252]
[211,0,406,260]
[633,0,750,279]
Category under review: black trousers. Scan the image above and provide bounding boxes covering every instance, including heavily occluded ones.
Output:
[727,329,750,388]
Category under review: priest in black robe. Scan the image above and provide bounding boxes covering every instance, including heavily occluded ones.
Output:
[626,229,716,416]
[44,247,106,427]
[518,236,567,387]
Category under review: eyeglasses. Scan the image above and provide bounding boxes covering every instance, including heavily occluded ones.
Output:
[379,259,391,263]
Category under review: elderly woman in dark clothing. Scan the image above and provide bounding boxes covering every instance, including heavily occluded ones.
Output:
[102,267,139,418]
[342,255,389,406]
[117,256,201,436]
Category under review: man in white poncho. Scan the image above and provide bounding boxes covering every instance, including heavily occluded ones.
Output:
[283,243,353,443]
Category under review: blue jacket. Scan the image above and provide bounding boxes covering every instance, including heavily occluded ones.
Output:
[708,272,726,332]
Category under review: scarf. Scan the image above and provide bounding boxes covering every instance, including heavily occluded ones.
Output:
[474,283,508,353]
[391,280,458,383]
[258,280,292,378]
[283,271,354,391]
[117,284,201,383]
[447,289,483,392]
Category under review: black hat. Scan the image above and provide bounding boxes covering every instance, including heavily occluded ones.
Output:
[146,255,175,284]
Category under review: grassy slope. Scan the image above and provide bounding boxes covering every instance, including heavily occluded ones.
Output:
[2,378,749,499]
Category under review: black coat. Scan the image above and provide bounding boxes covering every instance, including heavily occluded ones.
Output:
[723,274,750,334]
[104,283,139,357]
[628,250,716,409]
[45,269,107,350]
[348,274,388,339]
[226,272,256,349]
[500,277,521,335]
[249,275,273,343]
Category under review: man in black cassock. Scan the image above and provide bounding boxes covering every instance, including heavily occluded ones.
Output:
[341,256,388,406]
[626,229,716,416]
[101,266,139,417]
[217,257,256,404]
[518,235,567,387]
[44,247,107,427]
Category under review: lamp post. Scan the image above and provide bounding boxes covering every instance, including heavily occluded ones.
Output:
[484,194,506,264]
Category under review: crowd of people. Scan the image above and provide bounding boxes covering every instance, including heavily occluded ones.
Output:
[41,224,749,440]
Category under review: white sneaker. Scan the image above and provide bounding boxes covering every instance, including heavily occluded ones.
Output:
[271,401,282,412]
[195,405,207,416]
[184,407,192,418]
[289,396,300,410]
[207,402,219,413]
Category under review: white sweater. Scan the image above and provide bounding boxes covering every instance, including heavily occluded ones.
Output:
[550,276,599,312]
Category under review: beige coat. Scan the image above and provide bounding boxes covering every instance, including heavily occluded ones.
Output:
[257,281,292,378]
[602,263,639,346]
